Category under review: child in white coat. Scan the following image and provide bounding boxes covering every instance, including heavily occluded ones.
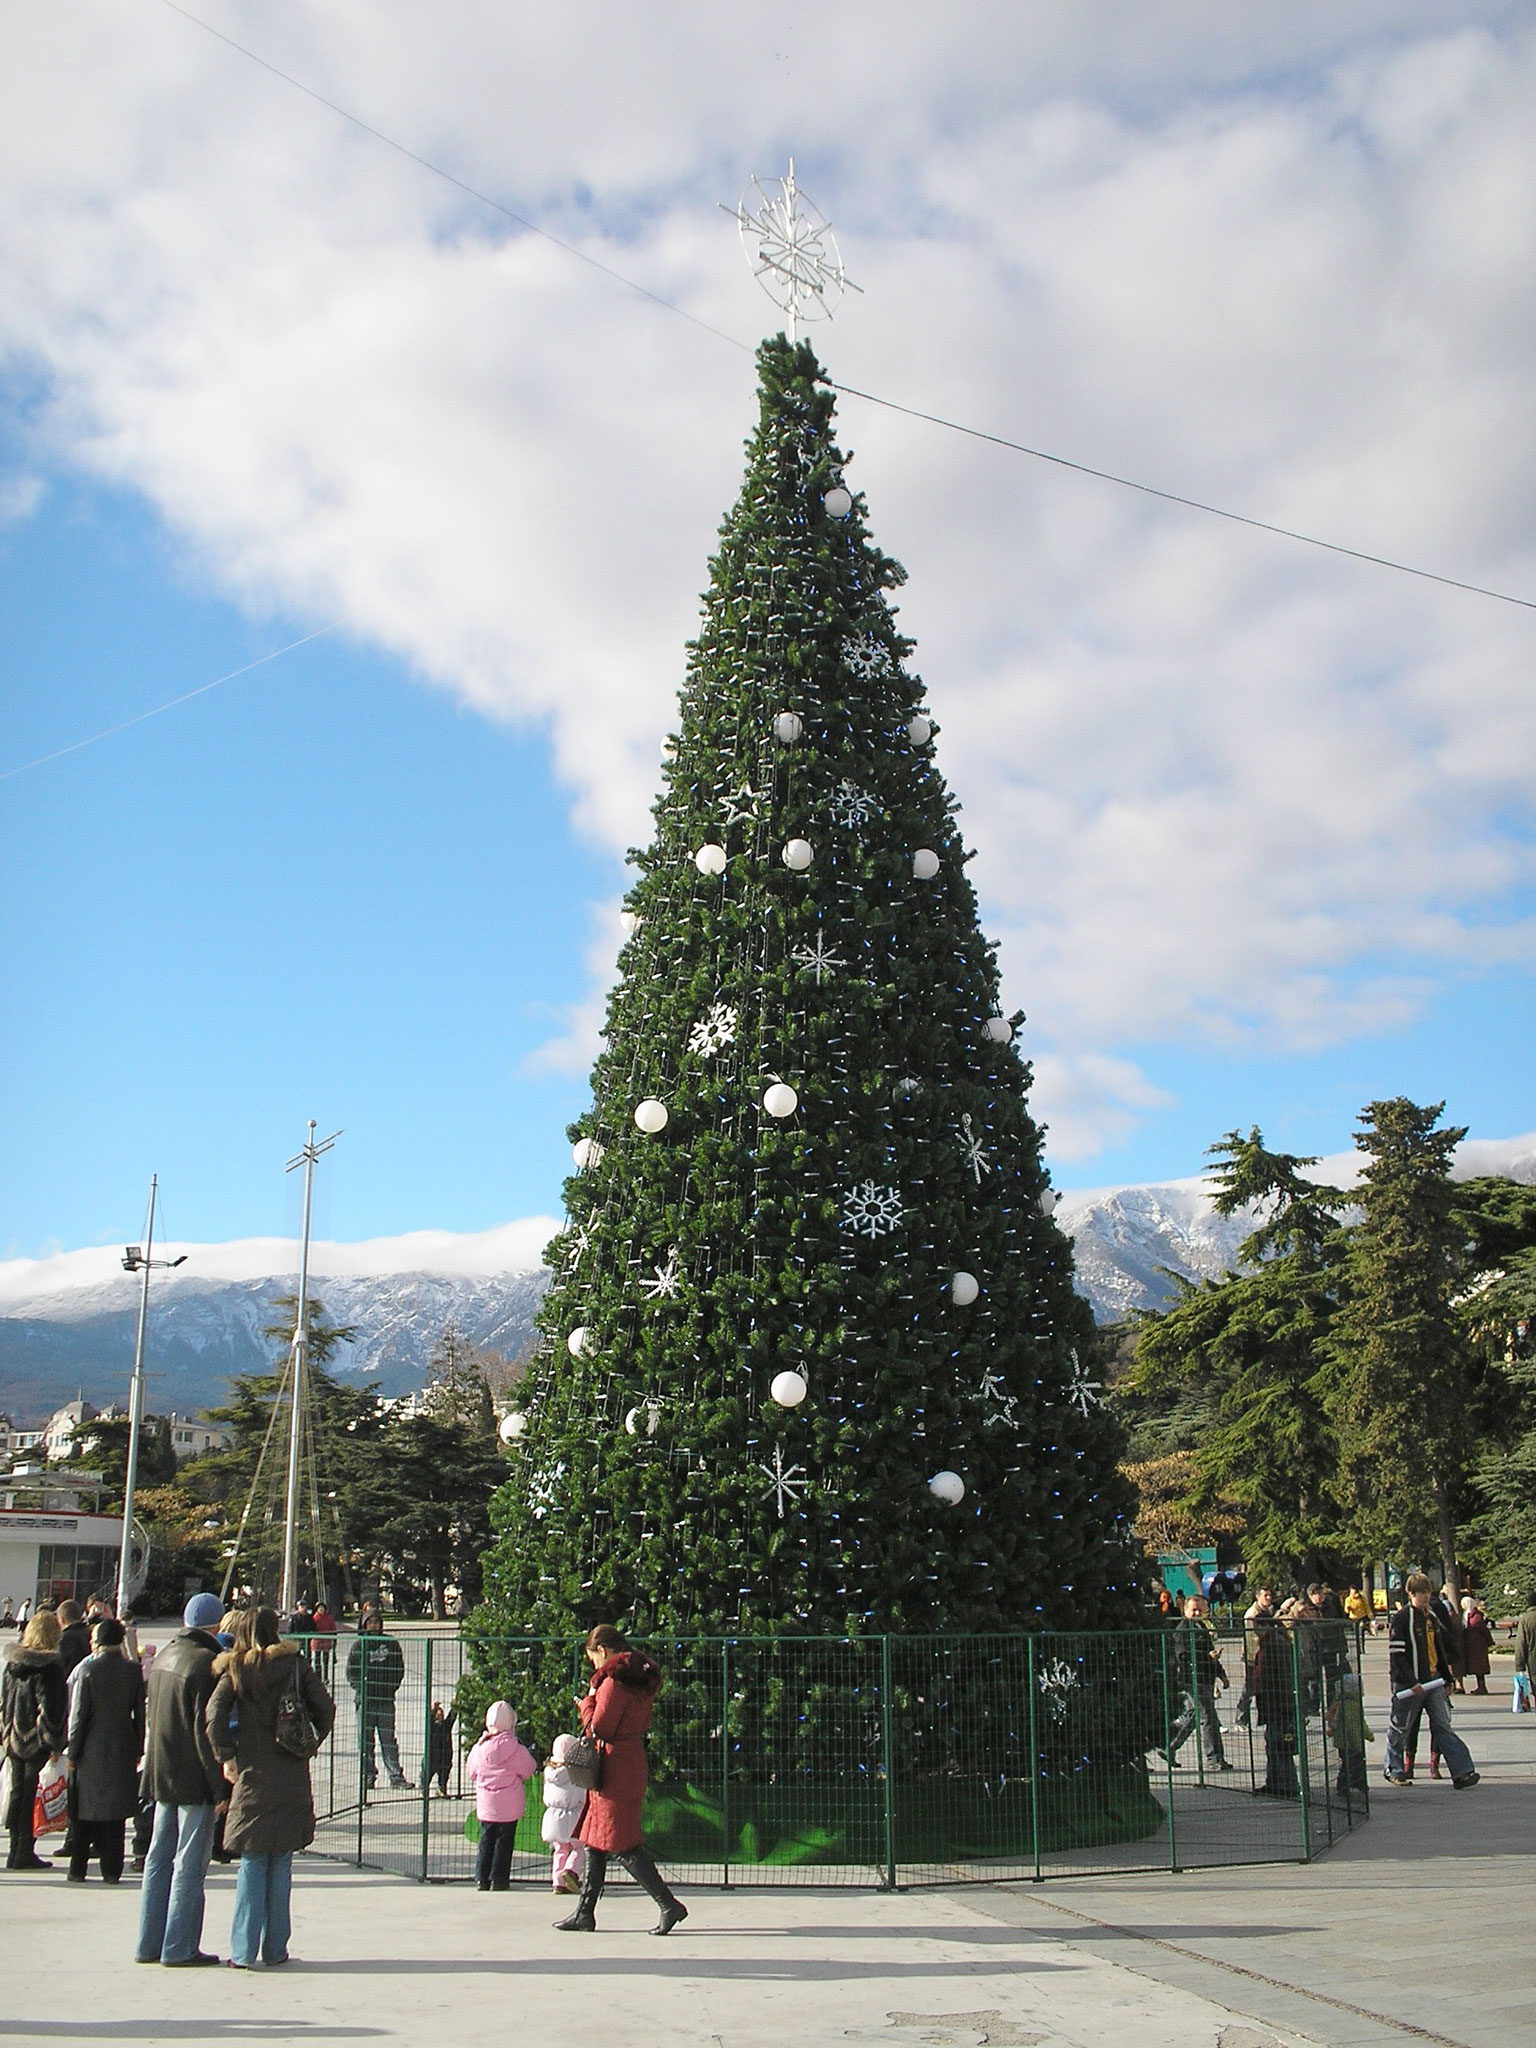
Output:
[540,1733,590,1894]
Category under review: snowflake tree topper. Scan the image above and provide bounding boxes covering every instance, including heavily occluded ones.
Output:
[728,159,860,342]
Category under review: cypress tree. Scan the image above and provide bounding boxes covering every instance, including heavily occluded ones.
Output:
[476,336,1138,1642]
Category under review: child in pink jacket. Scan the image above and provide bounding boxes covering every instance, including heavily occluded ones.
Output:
[466,1701,537,1891]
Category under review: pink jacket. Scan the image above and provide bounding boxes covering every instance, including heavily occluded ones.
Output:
[465,1702,536,1823]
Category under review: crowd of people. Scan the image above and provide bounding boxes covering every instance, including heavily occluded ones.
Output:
[2,1597,687,1961]
[1157,1576,1536,1797]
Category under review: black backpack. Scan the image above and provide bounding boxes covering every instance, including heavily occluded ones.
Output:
[272,1666,323,1761]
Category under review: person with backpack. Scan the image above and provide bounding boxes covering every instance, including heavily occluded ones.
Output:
[2,1609,68,1869]
[206,1607,334,1969]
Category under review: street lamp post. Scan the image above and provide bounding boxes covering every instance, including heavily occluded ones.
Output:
[119,1176,186,1617]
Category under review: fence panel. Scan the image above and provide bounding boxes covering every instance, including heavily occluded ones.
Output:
[296,1621,1366,1888]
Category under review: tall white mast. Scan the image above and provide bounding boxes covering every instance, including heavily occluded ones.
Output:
[280,1120,339,1614]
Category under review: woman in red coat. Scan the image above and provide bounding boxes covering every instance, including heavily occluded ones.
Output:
[555,1625,685,1936]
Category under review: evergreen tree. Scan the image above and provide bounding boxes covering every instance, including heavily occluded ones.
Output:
[476,336,1137,1643]
[1128,1130,1343,1586]
[1328,1098,1471,1591]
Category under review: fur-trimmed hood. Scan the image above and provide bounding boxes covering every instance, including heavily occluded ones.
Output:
[211,1640,300,1680]
[3,1643,61,1672]
[597,1648,663,1698]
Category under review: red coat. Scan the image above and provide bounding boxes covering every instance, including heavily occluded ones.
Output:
[575,1650,662,1853]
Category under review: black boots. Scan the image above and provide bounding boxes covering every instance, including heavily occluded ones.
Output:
[622,1846,688,1936]
[552,1845,687,1935]
[554,1848,605,1931]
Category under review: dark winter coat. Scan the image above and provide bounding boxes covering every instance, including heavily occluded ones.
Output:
[345,1633,405,1702]
[1461,1610,1493,1679]
[67,1651,146,1822]
[1429,1596,1465,1678]
[1513,1606,1536,1676]
[140,1627,225,1806]
[56,1620,94,1681]
[1,1645,68,1762]
[207,1644,336,1858]
[1248,1621,1297,1729]
[576,1649,663,1854]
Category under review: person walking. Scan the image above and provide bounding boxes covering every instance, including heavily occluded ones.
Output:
[1165,1593,1231,1770]
[1383,1572,1478,1788]
[345,1613,407,1791]
[206,1606,335,1969]
[135,1592,229,1967]
[65,1617,145,1883]
[55,1600,93,1682]
[556,1624,686,1936]
[465,1701,536,1891]
[1461,1599,1493,1695]
[2,1609,68,1869]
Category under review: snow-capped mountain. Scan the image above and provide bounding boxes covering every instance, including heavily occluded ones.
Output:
[3,1133,1532,1425]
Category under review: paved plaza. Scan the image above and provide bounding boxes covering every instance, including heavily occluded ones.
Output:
[3,1650,1530,2048]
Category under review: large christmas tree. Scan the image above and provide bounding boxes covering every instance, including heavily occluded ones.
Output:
[478,335,1138,1643]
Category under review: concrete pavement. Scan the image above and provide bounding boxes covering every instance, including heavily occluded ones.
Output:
[2,1645,1528,2048]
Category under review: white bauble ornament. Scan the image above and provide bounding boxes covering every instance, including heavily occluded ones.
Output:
[912,848,940,880]
[774,711,803,743]
[893,1075,922,1100]
[908,714,932,745]
[624,1406,641,1436]
[571,1136,604,1170]
[823,485,853,518]
[928,1469,966,1505]
[498,1410,527,1443]
[950,1271,980,1306]
[695,843,727,876]
[620,910,641,936]
[624,1401,660,1438]
[762,1082,799,1119]
[984,1014,1011,1043]
[634,1098,669,1134]
[1038,1189,1060,1217]
[566,1327,592,1358]
[782,838,814,871]
[770,1369,808,1408]
[661,737,677,759]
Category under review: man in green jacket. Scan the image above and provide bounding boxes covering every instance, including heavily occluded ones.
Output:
[346,1613,407,1791]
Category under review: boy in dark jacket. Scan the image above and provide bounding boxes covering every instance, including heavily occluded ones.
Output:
[1383,1573,1478,1788]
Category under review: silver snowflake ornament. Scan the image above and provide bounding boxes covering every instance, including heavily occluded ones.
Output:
[1037,1656,1082,1724]
[687,1001,738,1057]
[561,1223,592,1270]
[829,779,878,829]
[791,932,847,986]
[978,1366,1009,1404]
[841,633,886,680]
[1066,1349,1103,1414]
[957,1113,994,1186]
[526,1460,568,1523]
[640,1248,682,1301]
[841,1180,905,1239]
[758,1443,810,1519]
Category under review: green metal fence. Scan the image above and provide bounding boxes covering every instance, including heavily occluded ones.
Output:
[300,1623,1367,1887]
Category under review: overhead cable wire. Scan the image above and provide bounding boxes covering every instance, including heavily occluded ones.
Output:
[0,620,348,783]
[152,0,1536,614]
[155,0,748,355]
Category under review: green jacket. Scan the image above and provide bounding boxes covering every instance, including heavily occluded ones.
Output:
[1514,1606,1536,1676]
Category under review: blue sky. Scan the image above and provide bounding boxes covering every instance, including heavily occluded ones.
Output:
[3,4,1535,1256]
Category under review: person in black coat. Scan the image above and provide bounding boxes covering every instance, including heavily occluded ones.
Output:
[55,1601,94,1682]
[65,1619,145,1883]
[2,1612,69,1869]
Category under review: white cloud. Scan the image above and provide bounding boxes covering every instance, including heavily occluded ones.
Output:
[3,3,1535,1156]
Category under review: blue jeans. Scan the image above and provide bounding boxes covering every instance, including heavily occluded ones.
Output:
[136,1802,217,1963]
[230,1850,293,1966]
[1385,1685,1474,1780]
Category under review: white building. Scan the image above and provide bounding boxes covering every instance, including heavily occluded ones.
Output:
[0,1467,122,1613]
[163,1413,232,1456]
